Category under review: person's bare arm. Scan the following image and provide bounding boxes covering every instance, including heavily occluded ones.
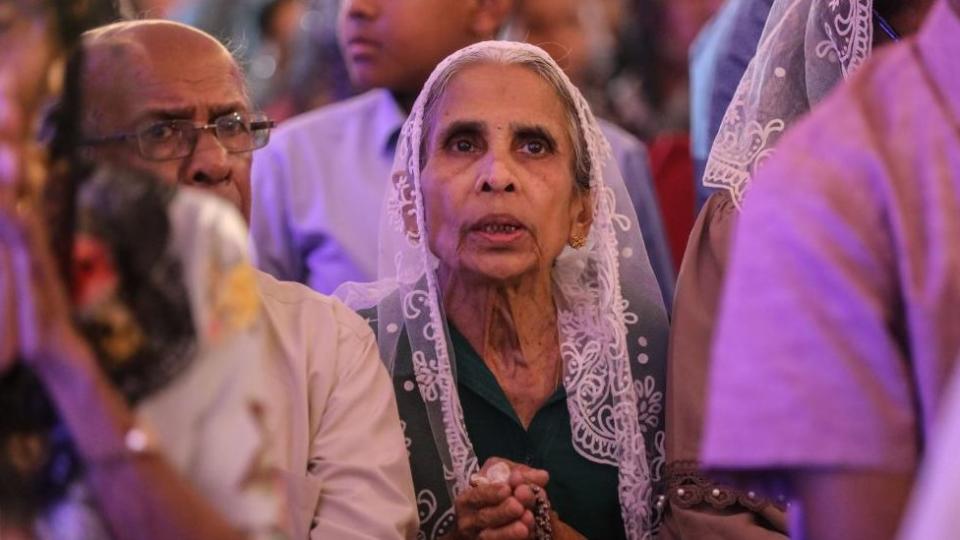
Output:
[32,338,247,540]
[2,197,247,540]
[789,469,914,540]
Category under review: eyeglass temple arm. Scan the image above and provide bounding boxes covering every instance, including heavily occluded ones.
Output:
[249,120,277,130]
[81,133,136,146]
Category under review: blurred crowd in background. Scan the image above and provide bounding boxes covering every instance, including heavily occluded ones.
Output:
[124,0,723,265]
[130,0,717,133]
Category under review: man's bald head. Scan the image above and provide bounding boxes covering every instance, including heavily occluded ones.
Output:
[82,20,247,135]
[80,20,257,221]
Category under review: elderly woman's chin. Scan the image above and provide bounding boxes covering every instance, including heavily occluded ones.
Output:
[444,247,547,285]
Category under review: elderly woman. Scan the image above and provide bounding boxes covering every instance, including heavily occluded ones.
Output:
[337,41,668,539]
[0,1,282,539]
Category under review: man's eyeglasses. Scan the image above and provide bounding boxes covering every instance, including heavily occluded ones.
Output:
[83,112,276,161]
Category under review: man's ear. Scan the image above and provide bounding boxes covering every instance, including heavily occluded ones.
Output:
[469,0,514,39]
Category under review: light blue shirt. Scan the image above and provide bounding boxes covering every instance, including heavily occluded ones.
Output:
[690,0,776,213]
[251,89,675,307]
[689,0,741,211]
[251,89,404,294]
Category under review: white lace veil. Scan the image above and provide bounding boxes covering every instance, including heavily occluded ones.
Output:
[703,0,875,208]
[335,41,668,539]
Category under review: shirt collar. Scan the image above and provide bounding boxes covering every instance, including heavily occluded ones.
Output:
[371,89,407,157]
[449,324,566,427]
[916,0,960,125]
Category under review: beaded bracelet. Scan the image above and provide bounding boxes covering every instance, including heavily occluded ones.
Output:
[530,485,553,540]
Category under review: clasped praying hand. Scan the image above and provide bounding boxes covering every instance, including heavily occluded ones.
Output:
[450,458,583,540]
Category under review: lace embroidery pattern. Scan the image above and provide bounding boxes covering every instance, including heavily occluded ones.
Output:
[703,0,874,209]
[414,488,456,540]
[702,106,785,206]
[665,461,786,513]
[818,0,872,75]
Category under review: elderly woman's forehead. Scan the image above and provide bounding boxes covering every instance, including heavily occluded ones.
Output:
[436,63,567,117]
[449,61,553,90]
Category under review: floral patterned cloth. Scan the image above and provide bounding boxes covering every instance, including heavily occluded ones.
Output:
[34,167,285,539]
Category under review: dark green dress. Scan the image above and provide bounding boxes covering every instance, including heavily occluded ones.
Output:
[392,323,626,539]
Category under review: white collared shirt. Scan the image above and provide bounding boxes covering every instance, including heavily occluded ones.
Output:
[255,270,418,539]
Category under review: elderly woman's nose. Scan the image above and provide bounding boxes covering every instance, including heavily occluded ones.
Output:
[474,154,517,193]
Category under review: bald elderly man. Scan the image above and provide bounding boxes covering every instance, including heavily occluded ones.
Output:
[79,20,418,540]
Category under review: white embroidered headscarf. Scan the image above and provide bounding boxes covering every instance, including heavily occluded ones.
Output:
[335,41,668,539]
[703,0,876,208]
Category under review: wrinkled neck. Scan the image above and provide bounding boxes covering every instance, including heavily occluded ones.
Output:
[439,264,563,427]
[440,265,559,360]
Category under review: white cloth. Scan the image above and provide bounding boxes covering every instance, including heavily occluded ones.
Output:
[250,91,676,304]
[599,119,676,307]
[703,0,875,209]
[39,187,286,540]
[36,182,417,540]
[254,270,418,540]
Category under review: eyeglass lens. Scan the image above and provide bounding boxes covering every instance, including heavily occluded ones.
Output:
[137,113,271,161]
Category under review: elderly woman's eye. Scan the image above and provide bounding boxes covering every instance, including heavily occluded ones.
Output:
[521,139,550,155]
[452,139,475,152]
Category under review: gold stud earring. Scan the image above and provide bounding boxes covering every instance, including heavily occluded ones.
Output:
[569,232,586,249]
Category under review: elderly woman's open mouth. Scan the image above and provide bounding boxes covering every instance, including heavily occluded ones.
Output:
[467,213,528,245]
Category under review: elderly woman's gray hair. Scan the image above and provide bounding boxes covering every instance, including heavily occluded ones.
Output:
[419,45,592,191]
